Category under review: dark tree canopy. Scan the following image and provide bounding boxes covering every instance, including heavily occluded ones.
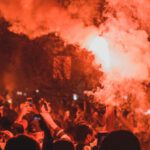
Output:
[0,18,103,104]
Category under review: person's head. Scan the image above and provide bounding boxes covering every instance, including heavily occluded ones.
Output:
[11,123,24,135]
[74,124,93,144]
[4,134,40,150]
[53,139,74,150]
[99,130,141,150]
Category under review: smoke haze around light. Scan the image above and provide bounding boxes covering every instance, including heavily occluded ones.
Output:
[0,0,150,110]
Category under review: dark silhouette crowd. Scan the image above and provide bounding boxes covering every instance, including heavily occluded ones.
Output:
[0,96,146,150]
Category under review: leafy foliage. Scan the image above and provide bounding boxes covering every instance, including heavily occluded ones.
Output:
[0,18,103,102]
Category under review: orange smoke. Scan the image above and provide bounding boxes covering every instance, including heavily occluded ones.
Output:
[84,35,111,72]
[0,0,150,81]
[0,0,150,111]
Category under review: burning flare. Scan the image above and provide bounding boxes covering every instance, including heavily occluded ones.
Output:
[85,35,111,72]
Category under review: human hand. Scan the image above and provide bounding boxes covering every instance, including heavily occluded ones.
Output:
[20,101,33,116]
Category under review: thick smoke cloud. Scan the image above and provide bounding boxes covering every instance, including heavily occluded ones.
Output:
[0,0,99,41]
[0,0,150,79]
[0,0,150,110]
[106,0,150,34]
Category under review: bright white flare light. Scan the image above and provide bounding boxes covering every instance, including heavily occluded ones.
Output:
[144,109,150,115]
[85,36,111,72]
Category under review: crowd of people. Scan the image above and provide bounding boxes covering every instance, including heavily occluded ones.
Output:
[0,95,149,150]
